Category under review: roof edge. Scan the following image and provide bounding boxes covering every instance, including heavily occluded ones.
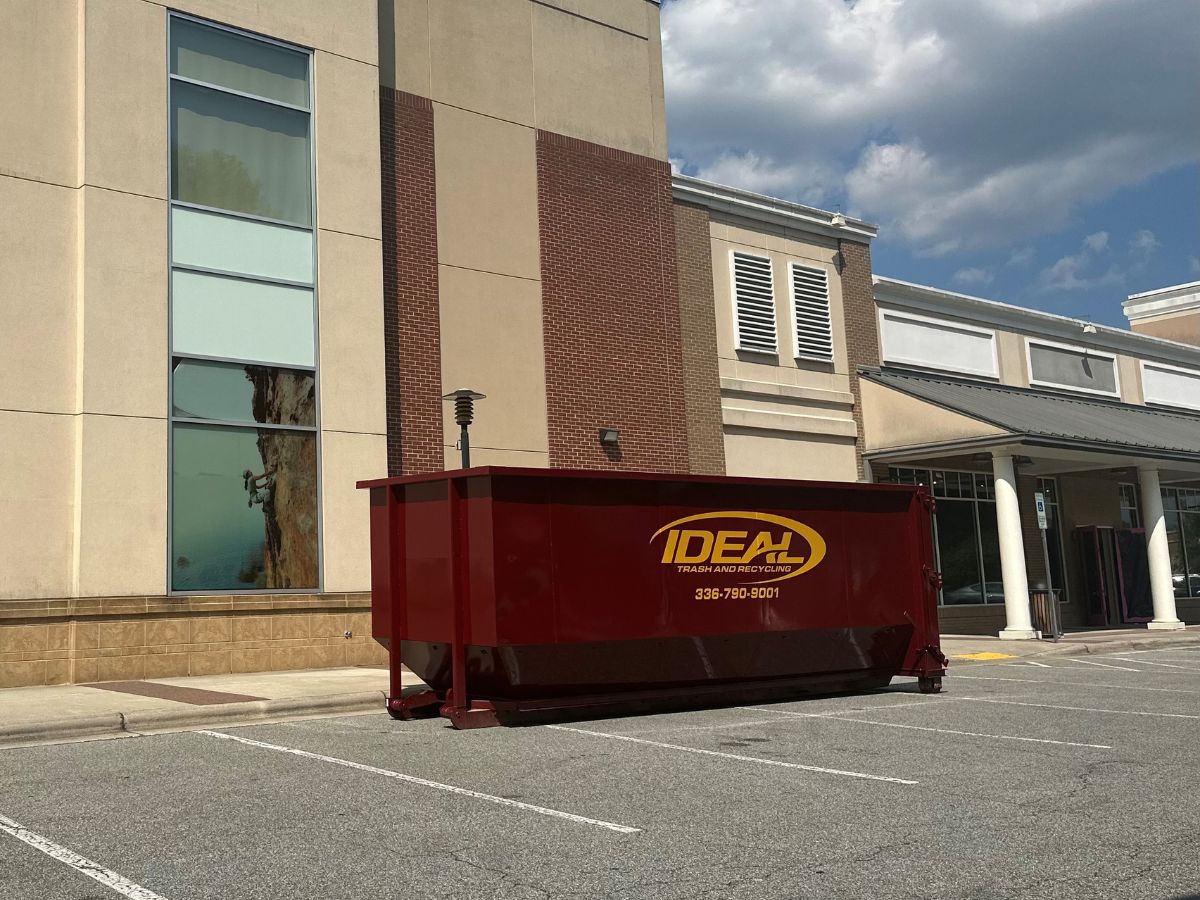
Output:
[873,276,1200,368]
[672,174,878,243]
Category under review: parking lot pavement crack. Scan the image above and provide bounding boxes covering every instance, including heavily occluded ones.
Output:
[443,847,553,899]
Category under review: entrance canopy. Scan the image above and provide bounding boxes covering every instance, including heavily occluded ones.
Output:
[860,367,1200,480]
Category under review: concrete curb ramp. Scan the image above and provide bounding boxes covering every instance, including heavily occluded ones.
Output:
[0,691,387,751]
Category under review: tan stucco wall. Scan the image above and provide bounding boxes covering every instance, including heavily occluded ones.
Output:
[81,187,168,419]
[1130,311,1200,346]
[0,412,75,601]
[859,380,1009,452]
[1,1,384,602]
[995,331,1028,386]
[709,220,860,480]
[382,0,666,159]
[315,51,383,242]
[0,2,77,186]
[0,177,77,415]
[723,431,858,482]
[434,105,541,280]
[437,266,550,461]
[1117,354,1144,404]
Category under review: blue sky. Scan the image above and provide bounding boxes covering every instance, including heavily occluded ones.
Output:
[662,0,1199,328]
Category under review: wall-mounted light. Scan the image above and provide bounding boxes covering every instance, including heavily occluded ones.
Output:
[598,427,620,446]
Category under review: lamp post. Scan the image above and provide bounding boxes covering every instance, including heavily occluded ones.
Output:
[443,389,485,469]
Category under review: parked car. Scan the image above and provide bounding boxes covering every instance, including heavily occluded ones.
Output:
[943,581,1006,604]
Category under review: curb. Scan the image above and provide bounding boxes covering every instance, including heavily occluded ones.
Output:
[946,631,1200,664]
[0,691,387,751]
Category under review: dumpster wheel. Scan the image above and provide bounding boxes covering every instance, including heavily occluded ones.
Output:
[918,676,942,694]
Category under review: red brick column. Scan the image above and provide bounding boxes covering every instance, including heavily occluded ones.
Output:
[674,202,725,475]
[838,239,879,479]
[380,88,443,475]
[536,131,689,472]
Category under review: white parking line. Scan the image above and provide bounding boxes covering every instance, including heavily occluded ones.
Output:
[738,707,1113,749]
[547,725,917,785]
[1107,657,1200,671]
[1063,659,1140,672]
[1020,661,1053,668]
[959,697,1200,721]
[199,730,640,834]
[950,674,1200,694]
[0,813,168,900]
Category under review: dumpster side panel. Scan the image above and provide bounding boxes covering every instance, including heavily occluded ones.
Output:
[400,479,455,642]
[368,487,393,643]
[364,467,943,712]
[490,477,558,646]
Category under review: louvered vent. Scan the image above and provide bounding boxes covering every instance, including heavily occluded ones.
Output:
[791,263,833,362]
[732,252,777,353]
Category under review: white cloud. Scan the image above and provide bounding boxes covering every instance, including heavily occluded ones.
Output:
[663,0,1199,254]
[1130,229,1159,257]
[1035,233,1125,292]
[953,267,994,287]
[1007,247,1035,266]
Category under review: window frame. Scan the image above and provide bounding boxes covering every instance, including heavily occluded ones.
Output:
[1118,482,1141,529]
[729,249,779,355]
[1140,359,1200,412]
[878,308,1000,379]
[1024,337,1121,398]
[890,466,1004,607]
[787,261,835,364]
[166,10,322,596]
[1035,476,1070,603]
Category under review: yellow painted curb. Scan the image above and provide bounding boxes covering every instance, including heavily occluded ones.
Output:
[951,651,1015,661]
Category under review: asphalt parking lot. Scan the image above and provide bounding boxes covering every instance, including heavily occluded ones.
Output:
[3,646,1200,900]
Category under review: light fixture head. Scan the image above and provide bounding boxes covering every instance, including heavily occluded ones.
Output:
[1082,322,1097,334]
[598,427,620,445]
[830,213,847,228]
[443,389,486,427]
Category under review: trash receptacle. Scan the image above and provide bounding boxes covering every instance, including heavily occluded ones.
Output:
[1030,588,1063,640]
[358,466,948,728]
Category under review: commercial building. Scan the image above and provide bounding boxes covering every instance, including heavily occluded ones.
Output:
[2,0,691,687]
[860,279,1200,637]
[4,1,1196,688]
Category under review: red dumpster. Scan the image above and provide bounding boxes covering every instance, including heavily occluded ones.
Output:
[358,467,946,728]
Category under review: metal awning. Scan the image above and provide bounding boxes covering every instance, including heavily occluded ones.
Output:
[861,368,1200,464]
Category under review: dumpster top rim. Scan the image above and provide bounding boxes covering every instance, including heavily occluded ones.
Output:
[356,466,925,494]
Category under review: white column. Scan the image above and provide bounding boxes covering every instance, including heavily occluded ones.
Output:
[993,453,1037,639]
[1139,466,1185,630]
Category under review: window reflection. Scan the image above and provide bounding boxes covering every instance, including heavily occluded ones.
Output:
[172,424,317,591]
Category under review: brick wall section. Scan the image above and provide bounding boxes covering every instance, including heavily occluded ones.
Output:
[673,202,726,475]
[536,131,689,472]
[380,88,443,476]
[838,239,880,479]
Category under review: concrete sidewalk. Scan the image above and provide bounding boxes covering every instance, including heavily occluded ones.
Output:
[4,626,1200,749]
[0,666,403,750]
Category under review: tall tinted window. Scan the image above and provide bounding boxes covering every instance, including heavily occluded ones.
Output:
[168,16,318,592]
[891,468,1003,605]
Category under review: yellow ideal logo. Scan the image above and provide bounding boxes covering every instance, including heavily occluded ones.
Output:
[650,511,827,585]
